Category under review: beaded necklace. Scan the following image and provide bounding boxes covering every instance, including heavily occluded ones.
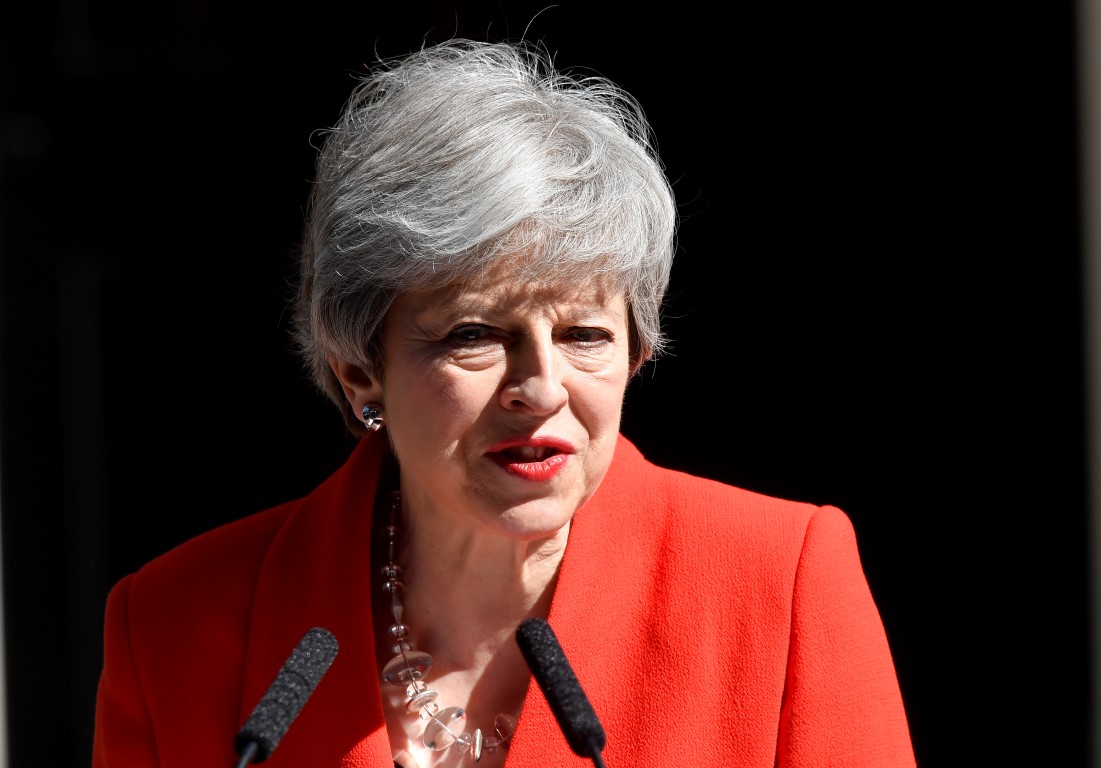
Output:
[379,490,518,764]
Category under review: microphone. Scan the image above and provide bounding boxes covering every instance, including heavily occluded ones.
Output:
[515,618,606,767]
[233,627,339,767]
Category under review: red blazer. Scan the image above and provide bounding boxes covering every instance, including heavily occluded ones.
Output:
[93,434,916,767]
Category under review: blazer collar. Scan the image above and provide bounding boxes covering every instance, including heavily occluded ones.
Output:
[239,434,393,766]
[237,433,647,766]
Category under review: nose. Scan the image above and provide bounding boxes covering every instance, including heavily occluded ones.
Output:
[499,335,568,415]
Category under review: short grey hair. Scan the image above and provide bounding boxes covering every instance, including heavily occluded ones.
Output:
[293,39,678,435]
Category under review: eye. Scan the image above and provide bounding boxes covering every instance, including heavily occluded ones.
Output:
[564,327,613,344]
[447,324,494,344]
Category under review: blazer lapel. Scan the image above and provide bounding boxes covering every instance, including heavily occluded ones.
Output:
[505,435,653,766]
[238,436,395,767]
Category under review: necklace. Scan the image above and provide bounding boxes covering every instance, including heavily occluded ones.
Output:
[379,490,518,763]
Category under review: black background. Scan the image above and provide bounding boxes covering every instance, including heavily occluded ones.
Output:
[0,2,1088,766]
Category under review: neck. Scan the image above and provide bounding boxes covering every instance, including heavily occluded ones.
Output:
[372,479,565,764]
[398,503,569,666]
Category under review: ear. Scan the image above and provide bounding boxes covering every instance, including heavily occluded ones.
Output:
[328,357,384,415]
[628,344,653,378]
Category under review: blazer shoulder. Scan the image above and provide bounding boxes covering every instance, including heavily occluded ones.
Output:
[122,500,299,635]
[606,435,858,573]
[611,434,824,524]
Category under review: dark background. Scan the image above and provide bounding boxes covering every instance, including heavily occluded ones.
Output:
[0,2,1089,766]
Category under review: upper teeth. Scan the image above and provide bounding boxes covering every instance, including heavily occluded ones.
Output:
[511,446,547,460]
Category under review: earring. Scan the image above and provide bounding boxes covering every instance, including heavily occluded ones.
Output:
[362,404,384,432]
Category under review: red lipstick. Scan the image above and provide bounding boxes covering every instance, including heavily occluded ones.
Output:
[485,436,574,482]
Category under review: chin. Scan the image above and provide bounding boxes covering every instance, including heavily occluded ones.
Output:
[484,497,579,541]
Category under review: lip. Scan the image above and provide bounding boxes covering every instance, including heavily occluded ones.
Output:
[485,435,576,454]
[485,436,575,482]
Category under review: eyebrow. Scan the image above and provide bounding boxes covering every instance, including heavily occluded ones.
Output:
[409,281,625,325]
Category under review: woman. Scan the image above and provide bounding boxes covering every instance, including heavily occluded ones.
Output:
[92,39,915,767]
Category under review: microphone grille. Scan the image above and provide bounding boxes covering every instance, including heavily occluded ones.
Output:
[516,618,606,757]
[235,627,339,760]
[283,627,339,688]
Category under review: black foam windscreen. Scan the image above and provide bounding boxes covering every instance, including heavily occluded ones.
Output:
[235,627,339,761]
[515,617,606,758]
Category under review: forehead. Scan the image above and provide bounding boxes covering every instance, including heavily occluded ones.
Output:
[404,258,626,317]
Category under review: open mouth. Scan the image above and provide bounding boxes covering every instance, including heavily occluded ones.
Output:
[487,439,572,481]
[499,445,558,462]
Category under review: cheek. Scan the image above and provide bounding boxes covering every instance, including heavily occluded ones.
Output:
[388,367,495,438]
[574,371,630,433]
[577,380,628,495]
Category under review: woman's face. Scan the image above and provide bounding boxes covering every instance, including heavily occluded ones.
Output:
[372,261,632,540]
